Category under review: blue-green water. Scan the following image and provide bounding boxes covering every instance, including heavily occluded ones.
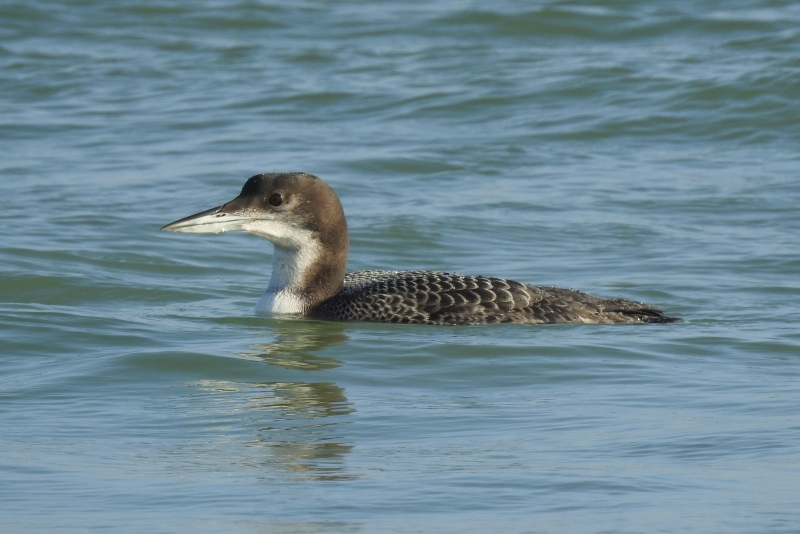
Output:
[2,1,800,532]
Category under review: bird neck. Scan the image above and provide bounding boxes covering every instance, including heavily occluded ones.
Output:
[255,232,348,315]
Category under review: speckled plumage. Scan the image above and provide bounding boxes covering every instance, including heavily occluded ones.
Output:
[311,270,676,325]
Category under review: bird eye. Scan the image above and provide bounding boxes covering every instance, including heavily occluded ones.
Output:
[268,193,283,207]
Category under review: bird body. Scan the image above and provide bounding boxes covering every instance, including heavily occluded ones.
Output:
[162,173,677,325]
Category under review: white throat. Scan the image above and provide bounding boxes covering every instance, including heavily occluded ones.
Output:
[254,242,321,315]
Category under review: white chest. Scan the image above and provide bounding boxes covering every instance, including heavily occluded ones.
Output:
[254,289,308,314]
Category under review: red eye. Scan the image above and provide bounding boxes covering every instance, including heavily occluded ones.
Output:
[268,193,283,206]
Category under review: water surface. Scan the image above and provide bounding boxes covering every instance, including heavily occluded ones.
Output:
[2,1,800,532]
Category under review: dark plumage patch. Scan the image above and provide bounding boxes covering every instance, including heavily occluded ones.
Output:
[310,270,678,326]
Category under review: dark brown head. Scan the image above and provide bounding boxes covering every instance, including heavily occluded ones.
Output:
[162,173,349,306]
[163,173,346,245]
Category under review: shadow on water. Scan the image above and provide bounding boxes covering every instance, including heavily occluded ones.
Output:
[184,320,356,481]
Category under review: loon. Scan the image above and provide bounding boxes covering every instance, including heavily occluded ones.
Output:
[161,172,677,325]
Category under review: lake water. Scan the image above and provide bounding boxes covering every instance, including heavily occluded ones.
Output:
[2,1,800,532]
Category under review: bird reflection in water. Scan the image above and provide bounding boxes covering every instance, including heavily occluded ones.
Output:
[238,318,348,371]
[187,320,355,480]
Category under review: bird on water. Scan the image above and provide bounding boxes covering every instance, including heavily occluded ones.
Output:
[162,172,677,325]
